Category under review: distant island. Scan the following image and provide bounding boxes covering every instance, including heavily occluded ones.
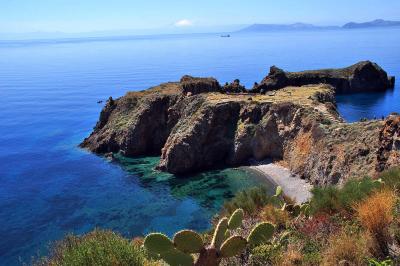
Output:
[239,19,400,32]
[343,19,400,29]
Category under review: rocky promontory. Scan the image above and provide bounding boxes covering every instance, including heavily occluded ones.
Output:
[81,67,399,185]
[251,61,395,93]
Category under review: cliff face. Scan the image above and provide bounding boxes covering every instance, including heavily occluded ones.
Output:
[252,61,395,94]
[81,75,400,185]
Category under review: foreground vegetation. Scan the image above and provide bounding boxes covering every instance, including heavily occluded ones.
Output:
[37,167,400,265]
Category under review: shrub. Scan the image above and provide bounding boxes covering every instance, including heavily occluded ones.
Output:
[222,186,270,215]
[356,190,396,257]
[301,239,322,266]
[36,229,151,266]
[309,186,340,214]
[321,231,371,266]
[298,214,335,239]
[250,244,282,265]
[379,167,400,192]
[309,177,381,214]
[261,204,290,229]
[280,244,303,266]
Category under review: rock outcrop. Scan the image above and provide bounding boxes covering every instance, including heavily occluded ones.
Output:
[251,61,395,94]
[81,74,399,185]
[180,75,221,95]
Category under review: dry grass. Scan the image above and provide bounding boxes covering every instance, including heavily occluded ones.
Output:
[280,244,303,266]
[356,190,396,257]
[322,231,371,266]
[260,204,290,229]
[206,85,333,106]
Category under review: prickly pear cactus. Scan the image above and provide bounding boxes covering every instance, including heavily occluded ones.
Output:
[143,209,276,266]
[220,236,247,258]
[247,222,275,247]
[211,217,228,249]
[227,208,244,230]
[173,230,203,254]
[143,233,174,254]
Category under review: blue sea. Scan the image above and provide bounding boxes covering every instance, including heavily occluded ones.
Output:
[1,28,399,265]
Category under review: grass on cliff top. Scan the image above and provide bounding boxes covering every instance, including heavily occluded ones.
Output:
[125,82,181,98]
[206,85,333,106]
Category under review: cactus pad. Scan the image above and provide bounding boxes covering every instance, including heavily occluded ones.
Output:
[220,235,247,258]
[224,230,230,240]
[211,217,228,249]
[143,233,174,254]
[275,186,283,197]
[228,208,244,230]
[173,230,203,254]
[247,222,275,247]
[160,248,194,266]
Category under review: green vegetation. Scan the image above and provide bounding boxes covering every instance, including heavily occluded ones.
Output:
[35,229,154,266]
[309,177,382,214]
[379,167,400,192]
[222,186,270,215]
[38,168,400,266]
[143,208,275,266]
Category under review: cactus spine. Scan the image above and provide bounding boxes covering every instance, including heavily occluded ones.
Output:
[143,208,275,266]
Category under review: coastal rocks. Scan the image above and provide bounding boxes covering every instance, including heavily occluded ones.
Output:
[252,61,395,94]
[81,73,400,185]
[180,75,221,95]
[222,79,247,93]
[80,83,182,156]
[157,101,242,174]
[376,115,400,172]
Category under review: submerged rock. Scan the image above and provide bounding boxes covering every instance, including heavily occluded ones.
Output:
[81,73,399,185]
[252,61,395,93]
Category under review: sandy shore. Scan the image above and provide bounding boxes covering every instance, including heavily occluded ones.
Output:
[248,162,312,204]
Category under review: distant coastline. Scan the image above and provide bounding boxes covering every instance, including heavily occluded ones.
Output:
[238,19,400,32]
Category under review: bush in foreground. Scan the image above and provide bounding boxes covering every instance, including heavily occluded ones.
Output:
[309,177,381,214]
[356,190,396,257]
[322,231,371,266]
[36,229,153,266]
[380,167,400,192]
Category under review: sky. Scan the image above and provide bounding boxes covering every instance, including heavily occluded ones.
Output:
[1,0,400,37]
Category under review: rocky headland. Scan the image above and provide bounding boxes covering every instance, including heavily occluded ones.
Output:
[251,61,395,93]
[81,62,399,185]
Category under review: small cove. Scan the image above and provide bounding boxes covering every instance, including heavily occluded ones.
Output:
[0,28,399,265]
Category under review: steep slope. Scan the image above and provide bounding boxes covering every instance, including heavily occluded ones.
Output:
[81,76,399,184]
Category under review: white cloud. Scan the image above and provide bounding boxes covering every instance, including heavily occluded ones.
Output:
[174,19,193,27]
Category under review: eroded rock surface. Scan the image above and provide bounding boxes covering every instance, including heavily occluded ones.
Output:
[252,61,395,94]
[81,76,400,184]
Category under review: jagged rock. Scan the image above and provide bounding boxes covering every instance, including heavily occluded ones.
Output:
[376,115,400,172]
[222,79,247,93]
[252,61,395,93]
[180,75,221,95]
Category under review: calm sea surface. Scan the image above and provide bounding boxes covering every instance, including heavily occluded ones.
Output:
[0,28,399,265]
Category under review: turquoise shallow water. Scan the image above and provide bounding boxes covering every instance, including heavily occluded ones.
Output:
[0,28,399,265]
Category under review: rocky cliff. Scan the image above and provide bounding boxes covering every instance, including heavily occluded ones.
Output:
[251,61,395,94]
[81,75,399,185]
